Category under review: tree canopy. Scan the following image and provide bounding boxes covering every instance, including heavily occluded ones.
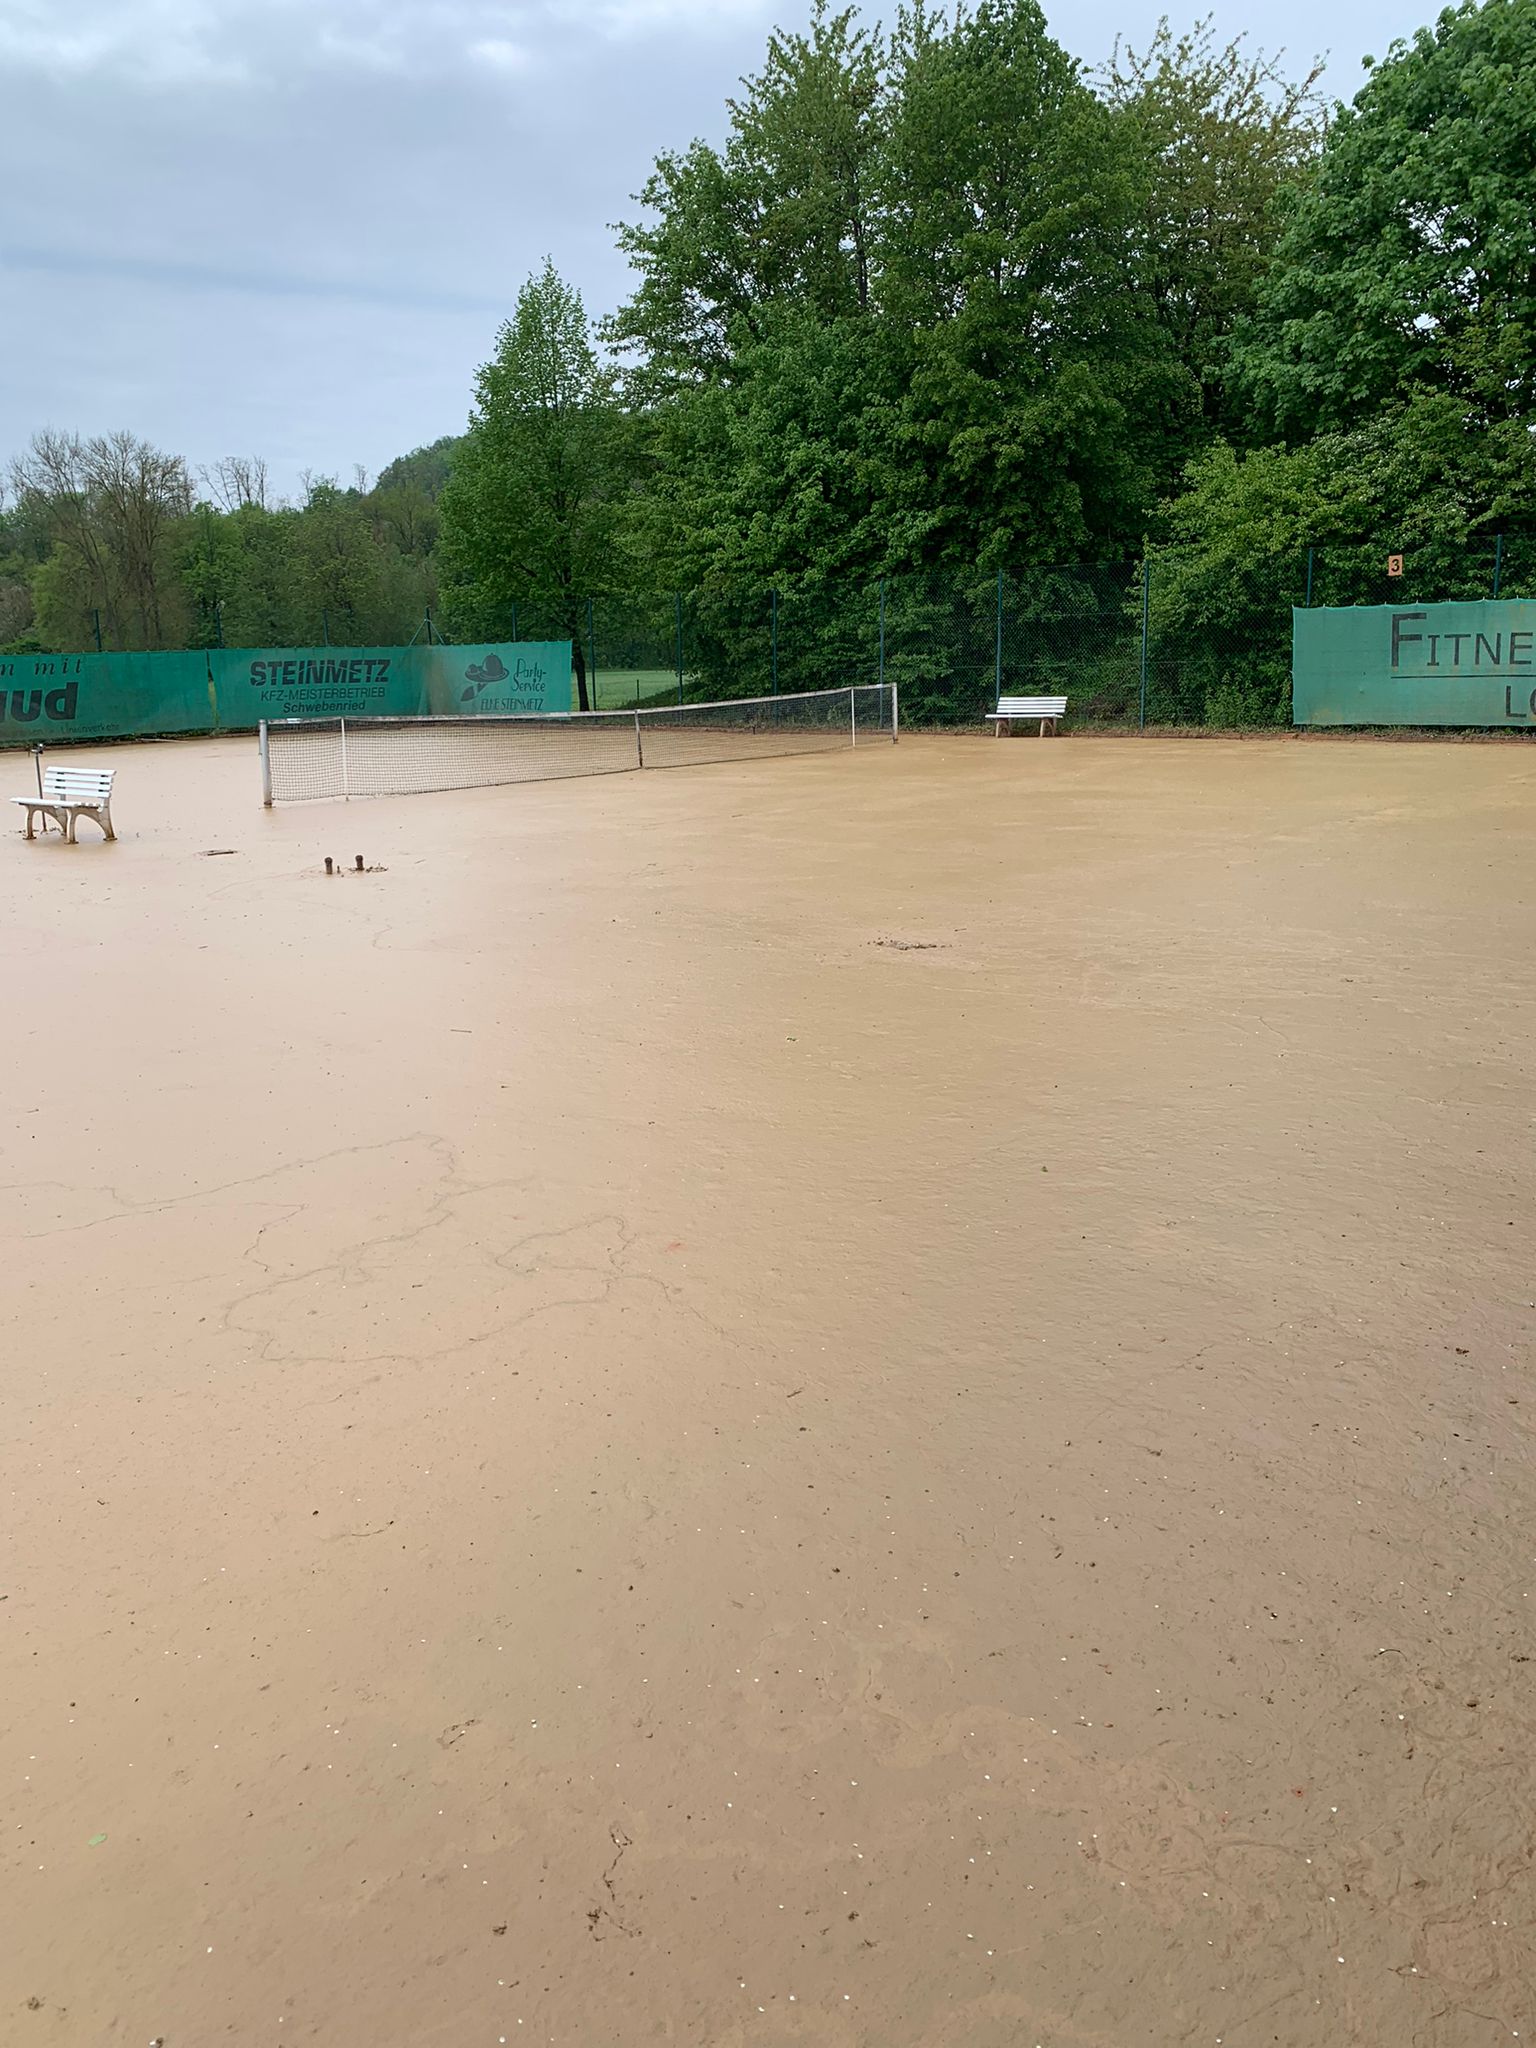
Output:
[5,0,1533,734]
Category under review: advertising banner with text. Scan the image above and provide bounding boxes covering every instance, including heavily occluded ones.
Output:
[0,642,571,747]
[1293,600,1536,726]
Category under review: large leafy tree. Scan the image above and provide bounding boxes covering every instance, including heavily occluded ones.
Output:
[1235,0,1536,438]
[1099,18,1326,441]
[12,430,192,650]
[440,262,627,707]
[610,3,884,389]
[615,0,1193,580]
[877,0,1189,567]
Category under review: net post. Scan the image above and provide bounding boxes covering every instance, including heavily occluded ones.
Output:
[340,717,350,800]
[259,721,273,806]
[634,709,644,769]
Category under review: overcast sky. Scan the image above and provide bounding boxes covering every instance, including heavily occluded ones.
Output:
[1,0,1422,498]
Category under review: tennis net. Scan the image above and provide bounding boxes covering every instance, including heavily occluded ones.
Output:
[260,684,895,803]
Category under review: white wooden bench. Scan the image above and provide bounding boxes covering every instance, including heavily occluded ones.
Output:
[987,694,1068,736]
[13,765,116,842]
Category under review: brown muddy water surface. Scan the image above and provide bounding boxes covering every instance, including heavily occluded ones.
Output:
[3,732,1534,2046]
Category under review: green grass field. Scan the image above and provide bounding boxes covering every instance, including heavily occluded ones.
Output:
[585,666,684,711]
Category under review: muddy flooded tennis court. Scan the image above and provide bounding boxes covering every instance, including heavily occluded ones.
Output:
[3,731,1533,2046]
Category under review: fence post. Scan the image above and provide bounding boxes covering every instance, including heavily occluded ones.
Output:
[675,593,684,706]
[880,578,895,740]
[322,607,330,647]
[1304,547,1315,608]
[92,608,103,653]
[215,600,224,649]
[586,598,597,706]
[1138,556,1151,731]
[424,605,435,645]
[510,602,518,643]
[1493,533,1504,600]
[771,588,779,695]
[994,569,1004,704]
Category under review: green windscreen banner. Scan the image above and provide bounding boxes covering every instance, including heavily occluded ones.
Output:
[0,641,571,747]
[1293,601,1536,726]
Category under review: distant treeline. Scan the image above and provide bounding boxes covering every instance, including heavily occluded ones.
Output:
[3,0,1532,724]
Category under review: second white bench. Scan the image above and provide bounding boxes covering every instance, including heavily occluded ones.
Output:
[986,694,1068,737]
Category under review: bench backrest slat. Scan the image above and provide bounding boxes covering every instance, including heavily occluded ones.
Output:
[994,696,1067,716]
[41,768,114,800]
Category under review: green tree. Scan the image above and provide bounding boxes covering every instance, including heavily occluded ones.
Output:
[440,262,627,708]
[12,430,191,650]
[1147,392,1536,724]
[294,480,392,643]
[1234,0,1536,438]
[610,3,884,389]
[1099,17,1326,440]
[876,0,1189,565]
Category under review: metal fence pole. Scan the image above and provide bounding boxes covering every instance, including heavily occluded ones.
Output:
[1493,533,1504,600]
[322,607,331,647]
[510,601,519,643]
[771,588,779,695]
[586,598,597,706]
[1305,547,1315,608]
[675,593,684,706]
[1138,557,1151,731]
[880,578,895,740]
[994,569,1004,703]
[92,608,103,653]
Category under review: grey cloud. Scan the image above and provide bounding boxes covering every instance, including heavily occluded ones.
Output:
[1,0,1412,495]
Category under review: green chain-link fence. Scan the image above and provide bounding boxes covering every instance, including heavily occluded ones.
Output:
[27,537,1536,726]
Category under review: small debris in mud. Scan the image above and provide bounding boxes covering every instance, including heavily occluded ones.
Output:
[200,849,238,857]
[871,936,947,951]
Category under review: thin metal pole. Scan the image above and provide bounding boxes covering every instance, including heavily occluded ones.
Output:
[994,569,1004,703]
[425,604,435,645]
[1138,557,1151,731]
[1305,547,1315,608]
[511,602,519,643]
[884,582,898,741]
[339,716,349,801]
[634,709,644,770]
[675,593,684,706]
[322,607,331,647]
[259,722,272,806]
[851,685,857,748]
[771,589,779,695]
[1493,533,1504,600]
[215,599,224,649]
[586,598,596,708]
[33,742,44,797]
[92,608,103,653]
